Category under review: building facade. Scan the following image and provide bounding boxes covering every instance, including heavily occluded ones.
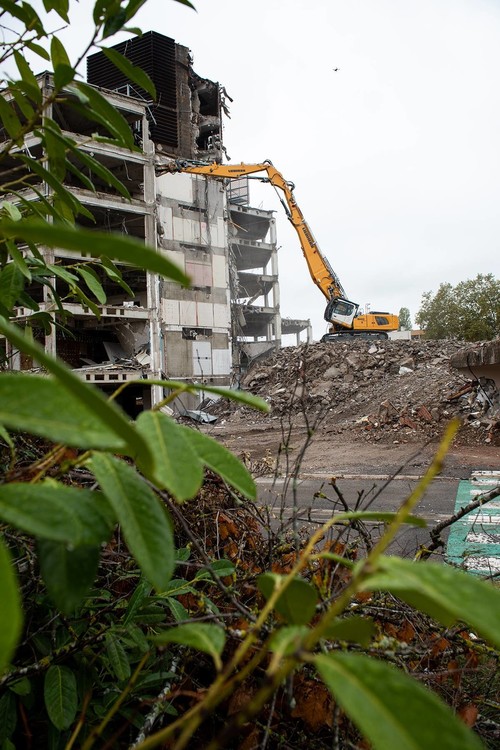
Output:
[2,32,310,414]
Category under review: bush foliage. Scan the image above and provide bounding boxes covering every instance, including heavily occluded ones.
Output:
[0,2,499,749]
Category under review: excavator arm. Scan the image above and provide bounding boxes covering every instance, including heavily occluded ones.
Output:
[163,159,399,337]
[165,160,345,301]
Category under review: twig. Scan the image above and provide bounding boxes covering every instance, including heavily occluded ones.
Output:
[417,483,500,559]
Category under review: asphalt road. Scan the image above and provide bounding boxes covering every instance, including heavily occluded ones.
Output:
[255,473,460,557]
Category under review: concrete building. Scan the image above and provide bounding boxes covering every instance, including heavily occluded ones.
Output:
[3,31,311,415]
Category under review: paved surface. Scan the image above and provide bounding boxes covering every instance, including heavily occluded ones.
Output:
[446,471,500,574]
[256,473,460,557]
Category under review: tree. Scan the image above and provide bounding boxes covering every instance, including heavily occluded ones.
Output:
[416,273,500,341]
[0,4,500,750]
[398,306,412,331]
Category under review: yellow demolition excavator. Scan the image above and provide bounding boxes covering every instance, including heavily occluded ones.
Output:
[163,160,399,340]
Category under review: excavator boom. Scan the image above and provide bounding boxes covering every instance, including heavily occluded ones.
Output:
[164,159,398,337]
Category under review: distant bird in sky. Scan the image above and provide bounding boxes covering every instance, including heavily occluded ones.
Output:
[333,68,340,72]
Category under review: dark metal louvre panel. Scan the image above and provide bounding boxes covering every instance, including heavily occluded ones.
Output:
[87,32,178,147]
[149,105,178,145]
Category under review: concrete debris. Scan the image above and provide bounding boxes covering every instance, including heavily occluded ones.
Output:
[213,340,500,446]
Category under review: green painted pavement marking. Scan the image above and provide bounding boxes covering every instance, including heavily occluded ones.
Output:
[446,471,500,575]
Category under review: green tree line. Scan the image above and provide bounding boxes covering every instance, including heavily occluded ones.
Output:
[417,273,499,341]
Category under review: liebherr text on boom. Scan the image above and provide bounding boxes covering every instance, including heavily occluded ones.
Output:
[163,159,399,340]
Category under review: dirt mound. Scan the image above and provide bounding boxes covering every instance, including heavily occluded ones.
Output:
[214,340,499,446]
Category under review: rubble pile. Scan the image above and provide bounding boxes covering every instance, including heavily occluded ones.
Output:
[218,340,500,446]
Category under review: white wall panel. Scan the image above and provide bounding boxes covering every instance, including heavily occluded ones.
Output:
[179,300,197,326]
[197,302,214,327]
[213,303,230,328]
[192,341,212,376]
[156,172,193,203]
[212,348,231,375]
[157,205,173,239]
[172,217,185,242]
[162,299,180,325]
[216,217,226,248]
[212,255,227,288]
[160,248,185,273]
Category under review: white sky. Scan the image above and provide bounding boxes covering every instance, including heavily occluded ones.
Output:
[17,1,500,339]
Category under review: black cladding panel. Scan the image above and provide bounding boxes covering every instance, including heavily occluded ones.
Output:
[87,31,178,147]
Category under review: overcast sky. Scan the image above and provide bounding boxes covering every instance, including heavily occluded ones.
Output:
[20,1,500,338]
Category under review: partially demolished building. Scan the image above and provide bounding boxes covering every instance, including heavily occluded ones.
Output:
[2,31,310,414]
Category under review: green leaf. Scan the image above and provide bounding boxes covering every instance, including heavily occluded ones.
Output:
[0,220,190,287]
[0,425,14,451]
[9,85,36,120]
[16,156,90,218]
[361,557,500,648]
[147,379,270,412]
[0,373,129,451]
[44,263,79,285]
[76,265,107,304]
[43,0,70,22]
[179,426,256,500]
[102,48,156,99]
[105,634,131,681]
[0,319,152,470]
[50,37,74,89]
[14,51,42,104]
[334,511,426,527]
[6,239,31,281]
[165,598,189,623]
[44,665,78,731]
[0,482,114,545]
[152,624,226,670]
[257,573,318,625]
[41,120,131,200]
[268,625,309,657]
[42,122,67,182]
[8,677,31,696]
[1,201,22,223]
[73,148,131,199]
[315,652,483,750]
[0,263,24,312]
[135,411,204,501]
[74,83,135,149]
[122,579,152,626]
[323,616,375,647]
[38,540,100,614]
[25,40,51,61]
[89,453,175,592]
[101,256,134,296]
[157,579,197,597]
[0,97,23,142]
[0,537,22,676]
[0,690,17,741]
[0,1,44,36]
[206,559,236,578]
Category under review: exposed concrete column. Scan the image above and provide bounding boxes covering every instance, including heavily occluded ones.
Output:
[269,217,281,347]
[143,114,163,406]
[41,86,57,359]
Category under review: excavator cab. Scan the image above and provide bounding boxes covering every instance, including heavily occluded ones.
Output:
[324,297,359,328]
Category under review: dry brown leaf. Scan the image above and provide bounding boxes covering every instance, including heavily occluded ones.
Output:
[397,620,416,644]
[291,678,333,732]
[458,703,478,727]
[227,684,255,716]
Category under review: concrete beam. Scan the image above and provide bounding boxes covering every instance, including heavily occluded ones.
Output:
[450,339,500,388]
